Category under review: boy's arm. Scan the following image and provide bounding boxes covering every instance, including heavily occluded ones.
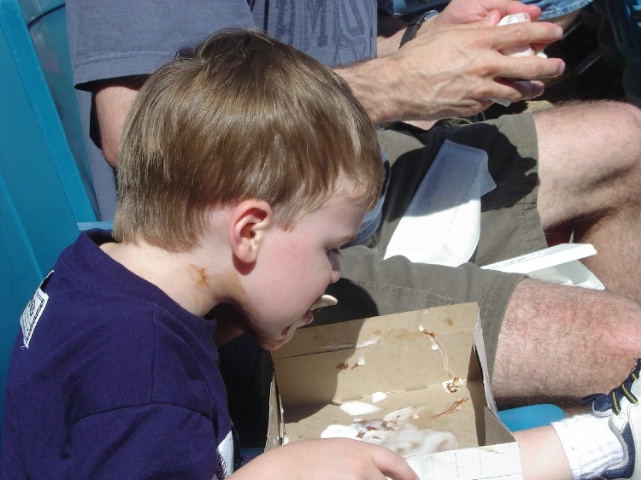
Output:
[229,438,419,480]
[72,403,222,478]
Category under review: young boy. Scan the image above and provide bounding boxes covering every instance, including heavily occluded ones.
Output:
[1,29,639,480]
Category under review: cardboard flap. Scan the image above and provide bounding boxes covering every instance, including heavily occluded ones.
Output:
[274,304,482,408]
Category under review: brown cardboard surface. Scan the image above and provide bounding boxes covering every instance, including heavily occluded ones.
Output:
[269,303,513,455]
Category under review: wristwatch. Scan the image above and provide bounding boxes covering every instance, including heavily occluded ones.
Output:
[399,9,439,47]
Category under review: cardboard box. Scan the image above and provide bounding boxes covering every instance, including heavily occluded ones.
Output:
[267,303,523,479]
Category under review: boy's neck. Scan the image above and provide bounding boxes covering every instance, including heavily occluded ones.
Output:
[100,239,232,317]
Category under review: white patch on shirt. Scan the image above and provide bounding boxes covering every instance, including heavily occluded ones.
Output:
[215,430,234,479]
[20,273,52,348]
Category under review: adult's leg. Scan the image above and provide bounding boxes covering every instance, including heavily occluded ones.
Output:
[320,247,525,381]
[327,250,641,403]
[492,102,641,401]
[534,101,641,302]
[495,278,641,402]
[323,117,641,404]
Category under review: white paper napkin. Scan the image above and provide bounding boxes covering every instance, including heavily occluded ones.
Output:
[384,140,496,266]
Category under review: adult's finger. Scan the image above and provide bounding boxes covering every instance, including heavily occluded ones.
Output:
[508,79,546,100]
[493,20,563,51]
[491,78,546,104]
[495,53,565,81]
[505,1,542,21]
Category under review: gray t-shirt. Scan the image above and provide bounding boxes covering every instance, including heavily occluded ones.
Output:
[67,0,384,220]
[69,1,379,87]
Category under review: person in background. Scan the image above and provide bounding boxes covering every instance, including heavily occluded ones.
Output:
[66,0,640,417]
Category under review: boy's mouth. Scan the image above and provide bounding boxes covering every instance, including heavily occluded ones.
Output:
[282,294,339,337]
[310,294,338,313]
[302,293,338,327]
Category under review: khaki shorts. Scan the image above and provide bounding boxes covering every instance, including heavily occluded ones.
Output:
[317,113,548,377]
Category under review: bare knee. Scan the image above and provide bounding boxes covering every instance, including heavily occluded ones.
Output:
[585,100,640,154]
[536,101,641,227]
[535,100,641,152]
[598,101,641,168]
[615,100,641,129]
[607,102,641,200]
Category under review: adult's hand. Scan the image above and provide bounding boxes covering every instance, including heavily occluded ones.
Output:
[341,15,564,124]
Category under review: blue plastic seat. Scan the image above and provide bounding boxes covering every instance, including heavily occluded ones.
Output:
[498,403,566,432]
[0,0,105,445]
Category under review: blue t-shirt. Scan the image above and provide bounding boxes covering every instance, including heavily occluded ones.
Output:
[1,230,238,479]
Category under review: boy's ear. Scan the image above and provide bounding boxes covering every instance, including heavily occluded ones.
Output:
[228,199,273,264]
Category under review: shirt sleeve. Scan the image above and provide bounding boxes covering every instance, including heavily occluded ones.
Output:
[71,403,225,478]
[66,0,257,88]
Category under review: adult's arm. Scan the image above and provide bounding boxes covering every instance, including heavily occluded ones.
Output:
[89,0,565,165]
[94,82,140,168]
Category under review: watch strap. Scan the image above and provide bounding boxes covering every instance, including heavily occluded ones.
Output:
[400,9,439,47]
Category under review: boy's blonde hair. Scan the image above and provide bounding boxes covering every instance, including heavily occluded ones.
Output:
[114,28,384,250]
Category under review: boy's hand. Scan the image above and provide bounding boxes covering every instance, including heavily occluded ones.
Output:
[230,438,419,480]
